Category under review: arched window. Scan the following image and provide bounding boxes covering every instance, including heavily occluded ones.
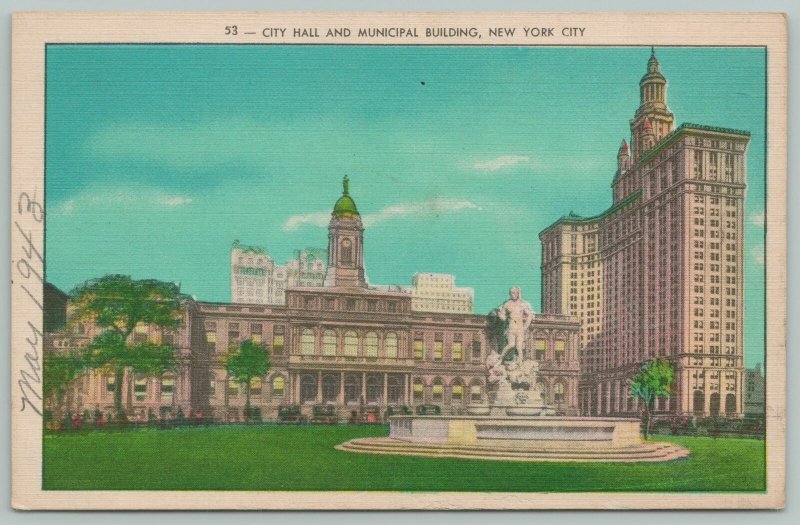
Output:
[300,374,317,404]
[250,377,262,396]
[554,382,566,404]
[301,329,315,355]
[365,332,378,358]
[387,375,403,403]
[693,390,705,415]
[322,330,337,356]
[366,374,382,403]
[469,380,483,403]
[413,379,424,402]
[710,392,720,416]
[344,373,361,403]
[384,332,398,359]
[161,373,175,402]
[322,374,339,403]
[725,394,736,415]
[432,378,444,402]
[344,331,358,357]
[227,376,239,396]
[272,376,285,397]
[538,381,549,405]
[451,379,464,404]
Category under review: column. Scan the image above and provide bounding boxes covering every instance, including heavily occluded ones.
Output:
[405,374,411,406]
[361,371,366,404]
[596,383,602,415]
[316,371,322,404]
[383,372,388,407]
[338,371,345,405]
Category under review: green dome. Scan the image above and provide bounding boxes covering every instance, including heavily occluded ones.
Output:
[333,176,359,217]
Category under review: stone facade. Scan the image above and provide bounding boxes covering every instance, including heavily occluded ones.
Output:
[47,179,580,422]
[540,50,749,418]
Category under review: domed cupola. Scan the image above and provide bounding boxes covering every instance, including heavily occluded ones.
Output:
[324,176,367,288]
[333,175,360,217]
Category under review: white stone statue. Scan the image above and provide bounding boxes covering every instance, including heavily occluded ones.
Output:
[496,286,534,364]
[483,286,548,412]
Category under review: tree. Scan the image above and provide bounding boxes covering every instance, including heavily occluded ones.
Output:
[71,275,184,419]
[43,351,86,424]
[226,339,271,422]
[629,358,675,439]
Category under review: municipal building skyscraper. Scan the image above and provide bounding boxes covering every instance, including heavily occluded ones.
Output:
[540,50,750,418]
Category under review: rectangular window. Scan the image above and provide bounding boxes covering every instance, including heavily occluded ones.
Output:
[535,339,547,361]
[161,375,175,402]
[471,340,482,362]
[272,326,285,355]
[250,377,262,396]
[228,322,240,342]
[555,340,566,362]
[434,342,443,361]
[250,323,262,344]
[452,341,463,361]
[134,376,147,402]
[414,339,424,360]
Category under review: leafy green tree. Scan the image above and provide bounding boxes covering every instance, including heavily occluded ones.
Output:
[629,358,676,439]
[71,275,183,419]
[43,351,86,422]
[226,339,271,422]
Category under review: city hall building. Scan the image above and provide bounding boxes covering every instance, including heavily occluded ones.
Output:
[47,178,580,422]
[539,51,749,418]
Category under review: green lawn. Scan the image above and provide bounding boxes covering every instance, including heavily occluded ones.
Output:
[42,424,766,492]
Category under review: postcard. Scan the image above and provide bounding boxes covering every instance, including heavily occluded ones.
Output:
[10,11,786,509]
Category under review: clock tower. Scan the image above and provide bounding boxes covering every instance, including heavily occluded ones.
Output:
[324,176,367,288]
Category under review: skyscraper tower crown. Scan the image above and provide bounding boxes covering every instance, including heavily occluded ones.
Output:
[630,48,674,162]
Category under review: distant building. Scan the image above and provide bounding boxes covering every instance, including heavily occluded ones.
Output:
[540,50,749,418]
[231,242,327,305]
[43,282,68,333]
[744,364,765,417]
[410,273,474,314]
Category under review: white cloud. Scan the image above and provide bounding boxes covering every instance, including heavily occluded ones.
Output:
[283,198,480,231]
[53,187,193,215]
[283,211,331,231]
[750,210,765,227]
[751,244,765,265]
[160,196,193,206]
[363,198,479,227]
[471,155,530,172]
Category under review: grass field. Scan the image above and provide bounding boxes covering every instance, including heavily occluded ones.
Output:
[42,424,766,492]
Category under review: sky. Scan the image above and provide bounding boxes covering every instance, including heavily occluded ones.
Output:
[45,45,766,367]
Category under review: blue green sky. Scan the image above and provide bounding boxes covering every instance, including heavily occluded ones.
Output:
[45,45,766,367]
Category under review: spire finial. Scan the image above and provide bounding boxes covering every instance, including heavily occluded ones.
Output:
[343,175,350,195]
[651,46,655,57]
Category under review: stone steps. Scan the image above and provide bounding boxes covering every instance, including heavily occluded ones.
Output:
[336,438,691,463]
